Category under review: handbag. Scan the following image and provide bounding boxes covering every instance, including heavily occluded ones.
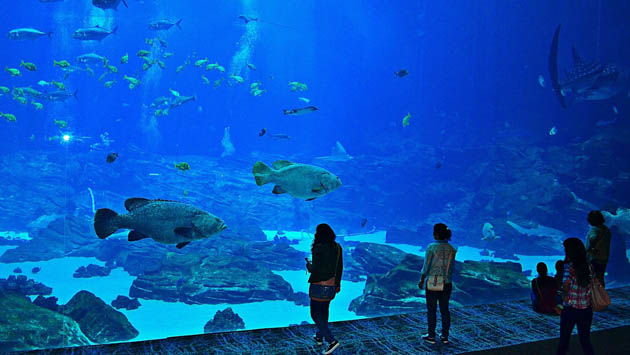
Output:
[427,250,453,291]
[309,243,341,301]
[590,269,611,312]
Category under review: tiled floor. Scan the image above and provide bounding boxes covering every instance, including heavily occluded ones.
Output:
[28,287,630,355]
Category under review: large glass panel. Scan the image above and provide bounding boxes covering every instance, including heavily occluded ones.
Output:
[1,0,628,352]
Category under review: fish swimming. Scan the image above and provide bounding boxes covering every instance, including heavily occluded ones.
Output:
[169,95,195,109]
[238,15,258,24]
[73,25,118,41]
[93,198,227,249]
[395,69,409,78]
[283,106,318,116]
[269,134,291,140]
[253,160,341,201]
[106,152,118,163]
[40,90,78,102]
[549,25,630,108]
[149,19,182,31]
[8,28,52,40]
[76,53,106,64]
[92,0,127,10]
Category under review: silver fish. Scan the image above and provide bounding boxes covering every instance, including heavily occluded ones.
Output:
[7,28,51,40]
[73,25,118,41]
[283,106,319,116]
[149,19,182,31]
[40,90,78,102]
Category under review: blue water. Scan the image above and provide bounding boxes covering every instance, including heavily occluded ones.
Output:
[1,0,629,350]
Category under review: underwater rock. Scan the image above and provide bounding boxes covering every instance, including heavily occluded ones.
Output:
[111,295,141,310]
[343,242,408,281]
[287,291,310,306]
[73,264,111,278]
[349,254,531,317]
[31,266,41,274]
[0,293,90,352]
[203,307,245,333]
[0,215,98,263]
[60,290,138,343]
[13,267,22,273]
[0,275,52,296]
[129,252,296,305]
[32,295,59,312]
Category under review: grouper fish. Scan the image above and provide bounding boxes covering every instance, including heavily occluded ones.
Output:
[73,25,118,41]
[8,28,52,40]
[253,160,341,201]
[94,198,227,249]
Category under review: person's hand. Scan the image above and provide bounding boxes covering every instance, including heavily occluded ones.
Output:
[336,287,340,294]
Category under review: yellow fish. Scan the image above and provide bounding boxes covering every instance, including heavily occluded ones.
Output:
[402,112,411,127]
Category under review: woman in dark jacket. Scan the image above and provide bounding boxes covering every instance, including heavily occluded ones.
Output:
[306,224,343,354]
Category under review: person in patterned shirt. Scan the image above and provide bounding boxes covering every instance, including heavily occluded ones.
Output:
[557,238,594,355]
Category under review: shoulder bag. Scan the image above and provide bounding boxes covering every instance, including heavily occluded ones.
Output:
[590,265,611,312]
[427,250,453,291]
[309,243,341,301]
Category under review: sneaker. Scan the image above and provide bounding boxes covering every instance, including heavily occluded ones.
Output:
[313,335,323,346]
[422,334,436,344]
[440,335,449,344]
[322,340,340,354]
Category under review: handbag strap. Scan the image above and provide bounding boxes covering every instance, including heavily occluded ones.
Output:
[333,243,341,279]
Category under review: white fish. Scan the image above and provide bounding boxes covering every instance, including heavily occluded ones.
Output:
[298,97,310,103]
[538,74,545,87]
[613,106,618,115]
[169,88,180,97]
[37,80,50,86]
[549,126,557,136]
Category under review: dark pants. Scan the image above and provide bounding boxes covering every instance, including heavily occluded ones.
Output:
[425,282,452,338]
[311,299,336,343]
[557,306,593,355]
[591,262,607,288]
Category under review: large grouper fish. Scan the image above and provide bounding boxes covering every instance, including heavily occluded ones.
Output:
[94,198,227,249]
[253,160,341,200]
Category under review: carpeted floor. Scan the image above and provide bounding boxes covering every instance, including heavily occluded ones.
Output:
[25,286,630,354]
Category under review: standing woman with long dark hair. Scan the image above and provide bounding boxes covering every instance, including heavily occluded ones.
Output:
[557,237,594,355]
[418,223,456,345]
[306,224,343,354]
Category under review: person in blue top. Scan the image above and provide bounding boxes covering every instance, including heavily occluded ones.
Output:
[418,223,457,345]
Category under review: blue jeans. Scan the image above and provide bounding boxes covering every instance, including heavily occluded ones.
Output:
[311,299,336,343]
[425,282,452,338]
[557,306,593,355]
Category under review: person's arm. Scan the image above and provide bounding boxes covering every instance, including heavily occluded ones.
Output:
[532,279,538,297]
[419,247,433,289]
[336,245,343,293]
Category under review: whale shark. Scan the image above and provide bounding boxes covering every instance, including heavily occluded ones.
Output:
[548,24,629,108]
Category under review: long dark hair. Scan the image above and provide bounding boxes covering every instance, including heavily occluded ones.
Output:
[563,237,590,287]
[311,223,336,251]
[433,223,452,241]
